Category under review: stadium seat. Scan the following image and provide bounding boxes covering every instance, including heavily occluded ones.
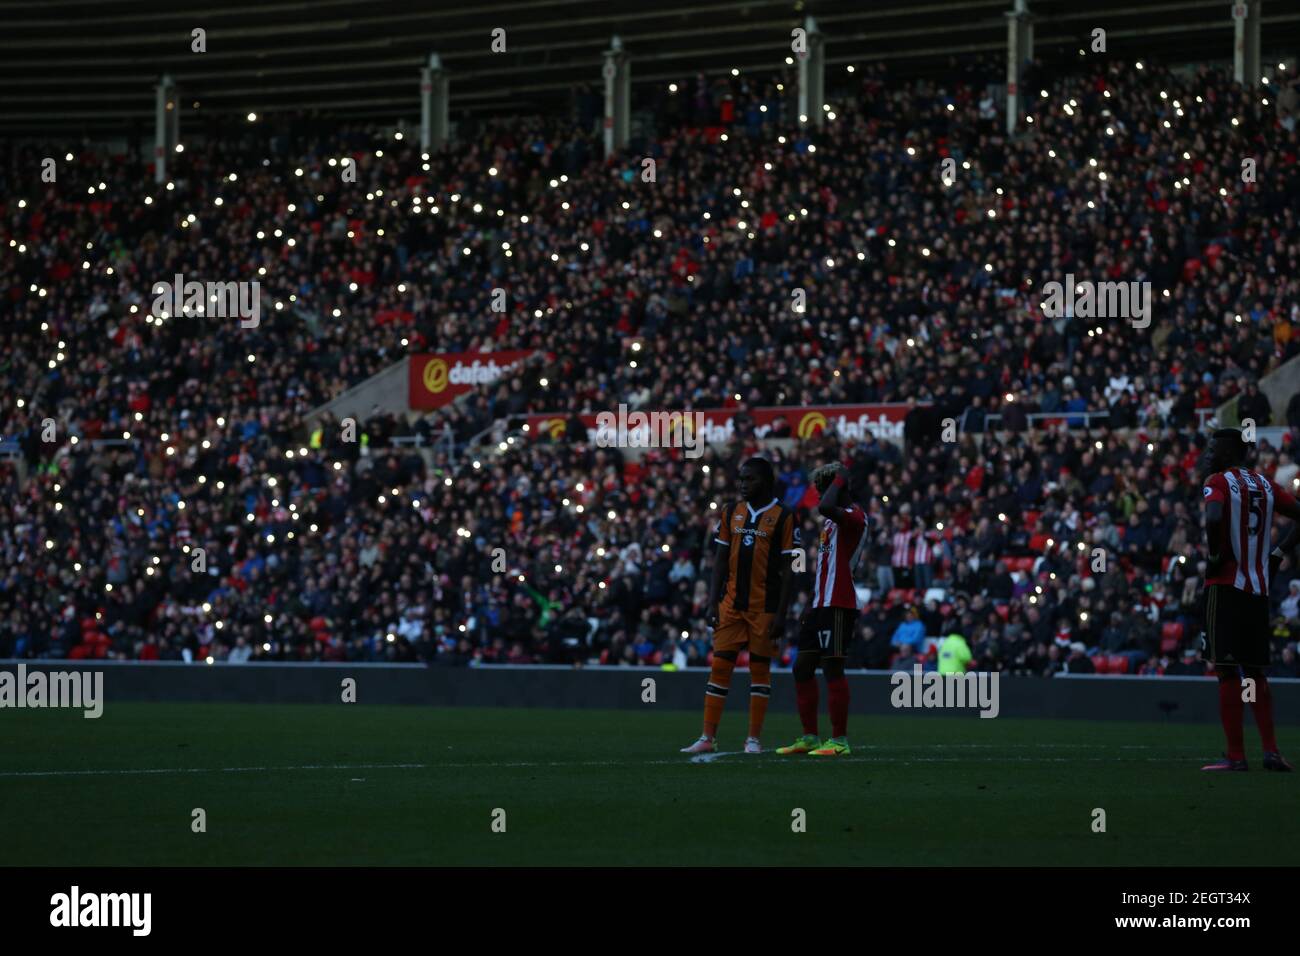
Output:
[1107,655,1130,674]
[1159,621,1183,653]
[1091,655,1110,673]
[886,588,911,607]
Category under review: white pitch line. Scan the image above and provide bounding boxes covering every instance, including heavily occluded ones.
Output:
[689,750,744,763]
[0,750,1209,779]
[0,742,1185,780]
[0,762,430,779]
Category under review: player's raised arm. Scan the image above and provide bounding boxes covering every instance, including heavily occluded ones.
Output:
[811,463,853,524]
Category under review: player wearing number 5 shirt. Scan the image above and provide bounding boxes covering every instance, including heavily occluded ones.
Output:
[1200,428,1298,772]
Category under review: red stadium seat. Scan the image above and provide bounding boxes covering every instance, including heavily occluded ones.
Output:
[737,650,750,670]
[1107,655,1130,674]
[1159,621,1183,653]
[886,588,910,607]
[1091,655,1110,673]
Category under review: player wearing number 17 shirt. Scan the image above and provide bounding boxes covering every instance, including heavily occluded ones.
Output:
[1199,428,1298,772]
[776,463,868,757]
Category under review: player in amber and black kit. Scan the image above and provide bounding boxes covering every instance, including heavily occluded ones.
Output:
[681,457,799,755]
[1199,428,1296,771]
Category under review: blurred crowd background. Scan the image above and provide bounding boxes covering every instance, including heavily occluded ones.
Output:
[4,53,1300,676]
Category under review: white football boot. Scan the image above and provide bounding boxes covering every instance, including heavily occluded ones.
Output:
[680,735,715,754]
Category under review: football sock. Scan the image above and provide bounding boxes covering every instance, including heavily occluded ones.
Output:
[702,657,734,738]
[1217,672,1245,761]
[1250,673,1279,753]
[748,657,772,738]
[827,675,850,739]
[795,678,820,736]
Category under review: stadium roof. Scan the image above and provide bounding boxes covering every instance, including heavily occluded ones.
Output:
[2,0,1299,134]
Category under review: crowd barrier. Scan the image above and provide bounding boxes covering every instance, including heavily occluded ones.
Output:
[2,660,1297,724]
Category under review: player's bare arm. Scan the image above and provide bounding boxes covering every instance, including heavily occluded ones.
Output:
[767,556,794,644]
[706,529,729,629]
[1266,485,1300,573]
[1203,498,1225,573]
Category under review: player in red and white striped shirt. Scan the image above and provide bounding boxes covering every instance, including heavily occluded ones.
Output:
[1200,428,1300,772]
[776,463,867,757]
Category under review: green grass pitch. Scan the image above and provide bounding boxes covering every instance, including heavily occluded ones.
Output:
[1,703,1294,866]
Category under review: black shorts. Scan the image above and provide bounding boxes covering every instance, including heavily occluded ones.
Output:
[1202,584,1270,668]
[798,607,859,658]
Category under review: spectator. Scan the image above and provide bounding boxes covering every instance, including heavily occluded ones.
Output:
[1236,381,1272,427]
[937,632,972,674]
[1063,642,1095,674]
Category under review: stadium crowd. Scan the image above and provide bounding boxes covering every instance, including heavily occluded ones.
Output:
[3,52,1300,675]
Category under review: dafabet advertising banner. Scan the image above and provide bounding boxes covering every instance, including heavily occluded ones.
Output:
[522,404,920,446]
[409,351,536,410]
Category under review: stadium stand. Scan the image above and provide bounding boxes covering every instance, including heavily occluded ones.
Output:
[4,51,1300,678]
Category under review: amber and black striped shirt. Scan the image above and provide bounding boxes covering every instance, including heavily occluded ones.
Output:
[714,498,801,613]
